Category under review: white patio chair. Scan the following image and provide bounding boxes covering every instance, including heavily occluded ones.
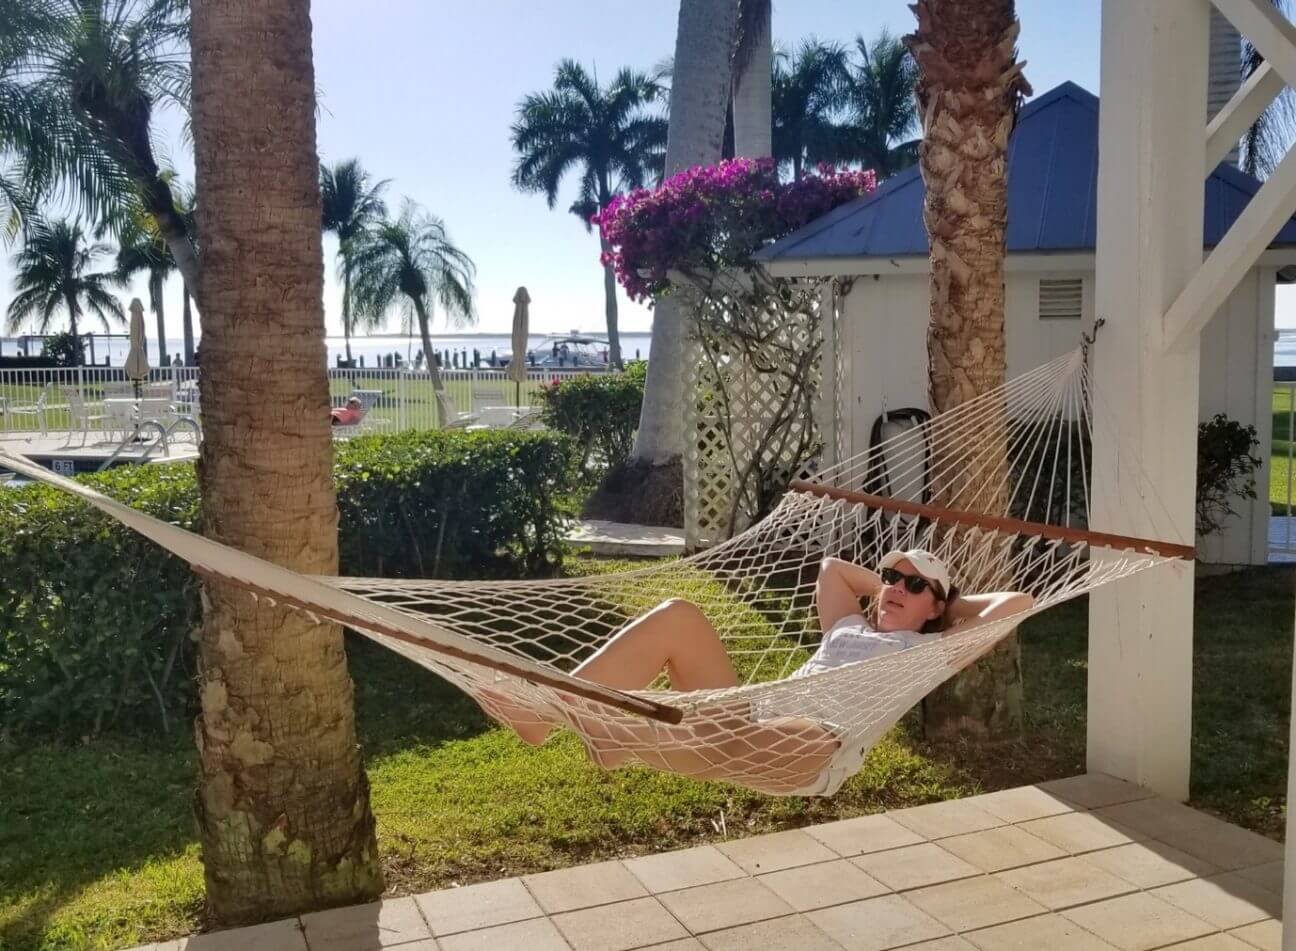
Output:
[61,386,111,446]
[470,386,509,414]
[6,383,53,436]
[506,408,546,432]
[436,389,479,430]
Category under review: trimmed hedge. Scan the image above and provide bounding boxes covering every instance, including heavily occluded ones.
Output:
[0,429,576,737]
[536,362,645,475]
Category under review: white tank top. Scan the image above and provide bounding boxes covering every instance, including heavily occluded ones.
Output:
[793,613,936,678]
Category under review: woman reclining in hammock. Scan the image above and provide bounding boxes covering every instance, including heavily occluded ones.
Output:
[485,550,1032,795]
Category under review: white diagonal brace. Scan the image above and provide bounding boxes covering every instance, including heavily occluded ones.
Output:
[1165,140,1296,351]
[1206,61,1285,174]
[1212,0,1296,88]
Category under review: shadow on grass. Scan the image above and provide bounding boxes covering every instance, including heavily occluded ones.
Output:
[0,730,203,950]
[347,631,496,756]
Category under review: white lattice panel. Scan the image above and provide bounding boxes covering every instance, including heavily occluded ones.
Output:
[683,280,837,550]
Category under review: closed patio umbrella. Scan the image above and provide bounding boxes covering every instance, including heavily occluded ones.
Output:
[125,298,150,387]
[124,298,150,439]
[507,286,530,406]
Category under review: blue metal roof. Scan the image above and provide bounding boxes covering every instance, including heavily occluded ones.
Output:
[756,81,1296,263]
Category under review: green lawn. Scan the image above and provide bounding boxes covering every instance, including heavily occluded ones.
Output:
[1274,386,1296,514]
[0,374,550,437]
[1,560,1291,951]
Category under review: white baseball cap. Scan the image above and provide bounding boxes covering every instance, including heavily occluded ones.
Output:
[878,549,952,599]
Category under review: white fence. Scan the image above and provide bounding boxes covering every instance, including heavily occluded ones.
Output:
[0,365,591,438]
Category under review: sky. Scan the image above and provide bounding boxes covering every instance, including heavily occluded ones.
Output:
[14,0,1296,339]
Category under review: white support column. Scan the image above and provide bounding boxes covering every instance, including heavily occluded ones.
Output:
[1088,0,1210,802]
[815,281,840,469]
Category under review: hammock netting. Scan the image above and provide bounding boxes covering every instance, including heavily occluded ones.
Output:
[0,346,1191,797]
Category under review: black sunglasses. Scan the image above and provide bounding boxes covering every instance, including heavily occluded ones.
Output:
[880,566,944,599]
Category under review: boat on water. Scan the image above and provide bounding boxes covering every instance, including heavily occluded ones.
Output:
[502,332,613,371]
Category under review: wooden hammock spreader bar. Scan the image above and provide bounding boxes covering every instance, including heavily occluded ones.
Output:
[192,566,686,725]
[788,481,1195,561]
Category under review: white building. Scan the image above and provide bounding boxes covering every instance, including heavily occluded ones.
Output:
[756,81,1296,565]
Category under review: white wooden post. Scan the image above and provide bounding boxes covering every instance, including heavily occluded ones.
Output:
[1088,0,1210,801]
[815,281,840,470]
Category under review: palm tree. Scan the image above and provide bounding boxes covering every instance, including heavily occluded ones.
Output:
[171,181,197,363]
[320,158,388,366]
[350,200,476,419]
[511,61,667,369]
[606,0,740,527]
[772,39,849,180]
[34,0,200,298]
[6,218,124,352]
[0,0,65,241]
[189,0,382,923]
[905,0,1031,739]
[1238,0,1296,178]
[731,0,772,159]
[114,212,174,364]
[841,30,920,179]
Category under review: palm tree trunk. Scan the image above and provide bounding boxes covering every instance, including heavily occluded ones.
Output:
[412,297,450,423]
[623,0,739,490]
[65,290,81,363]
[906,0,1029,740]
[596,183,623,371]
[151,270,167,366]
[151,202,201,308]
[342,257,353,365]
[731,0,772,159]
[182,283,195,365]
[189,0,382,924]
[601,246,623,370]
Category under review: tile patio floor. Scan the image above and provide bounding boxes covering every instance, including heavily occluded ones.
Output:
[126,773,1286,951]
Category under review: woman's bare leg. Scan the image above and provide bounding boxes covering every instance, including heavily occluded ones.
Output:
[575,598,739,691]
[484,598,738,745]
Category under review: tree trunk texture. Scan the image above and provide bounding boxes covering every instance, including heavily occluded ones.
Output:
[342,259,353,364]
[189,0,383,924]
[590,0,741,528]
[906,0,1030,740]
[601,235,623,370]
[615,0,739,523]
[414,299,451,424]
[182,283,195,365]
[65,290,80,351]
[151,270,166,366]
[731,0,772,160]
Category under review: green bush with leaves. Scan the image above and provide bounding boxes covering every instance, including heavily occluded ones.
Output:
[1197,413,1262,537]
[40,330,85,367]
[536,362,645,475]
[0,429,576,737]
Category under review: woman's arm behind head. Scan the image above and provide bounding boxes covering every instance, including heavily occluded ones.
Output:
[944,590,1036,630]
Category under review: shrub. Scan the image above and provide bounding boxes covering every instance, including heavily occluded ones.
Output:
[1004,412,1262,541]
[335,429,576,579]
[1197,413,1262,537]
[40,330,85,367]
[0,429,577,737]
[536,362,646,476]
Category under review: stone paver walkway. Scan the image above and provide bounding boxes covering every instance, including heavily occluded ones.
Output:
[565,519,685,558]
[126,773,1285,951]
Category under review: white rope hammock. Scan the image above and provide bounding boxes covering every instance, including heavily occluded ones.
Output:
[0,345,1191,797]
